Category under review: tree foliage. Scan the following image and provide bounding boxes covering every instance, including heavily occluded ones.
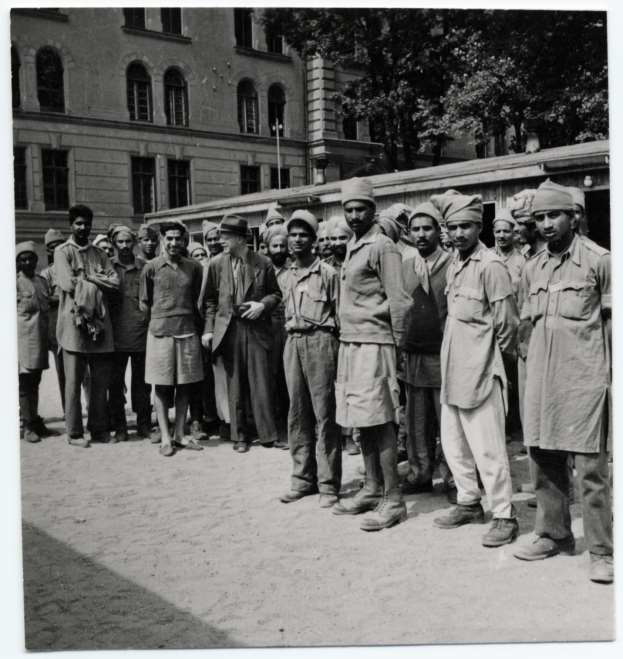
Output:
[261,8,608,169]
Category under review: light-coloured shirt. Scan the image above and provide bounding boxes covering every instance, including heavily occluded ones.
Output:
[283,258,339,332]
[440,241,518,409]
[17,271,49,371]
[492,246,525,298]
[521,235,610,453]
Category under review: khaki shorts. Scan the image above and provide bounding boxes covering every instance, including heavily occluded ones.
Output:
[335,342,400,428]
[145,333,204,386]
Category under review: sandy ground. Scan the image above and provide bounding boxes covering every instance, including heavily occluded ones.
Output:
[19,366,614,650]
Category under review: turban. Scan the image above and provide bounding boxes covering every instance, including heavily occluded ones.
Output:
[265,202,285,226]
[532,179,574,215]
[188,241,207,256]
[287,209,319,236]
[264,223,288,245]
[44,228,64,246]
[508,189,537,220]
[408,201,443,228]
[567,186,585,210]
[110,225,135,241]
[341,177,375,206]
[137,224,158,239]
[202,220,219,238]
[326,214,353,238]
[16,240,38,259]
[376,215,402,243]
[379,203,413,231]
[92,234,110,247]
[430,189,483,225]
[492,207,517,229]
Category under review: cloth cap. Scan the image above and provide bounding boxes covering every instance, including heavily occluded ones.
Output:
[188,241,207,256]
[44,228,64,246]
[110,225,135,241]
[93,234,110,247]
[430,189,483,225]
[532,179,575,214]
[379,203,412,231]
[220,214,248,237]
[287,209,318,236]
[492,207,517,229]
[408,201,443,228]
[159,219,187,236]
[137,224,158,239]
[202,220,219,239]
[508,189,537,220]
[376,215,402,243]
[16,240,38,259]
[264,224,288,246]
[341,177,375,206]
[567,186,585,210]
[265,202,285,225]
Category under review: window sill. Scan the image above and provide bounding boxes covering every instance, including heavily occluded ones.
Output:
[235,46,291,63]
[11,9,69,22]
[122,26,191,44]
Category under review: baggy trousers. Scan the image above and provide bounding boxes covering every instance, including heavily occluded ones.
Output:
[529,430,612,556]
[221,320,277,445]
[284,331,342,495]
[405,385,441,482]
[441,379,514,518]
[189,347,218,425]
[63,350,112,437]
[109,351,151,430]
[19,369,42,432]
[271,314,289,440]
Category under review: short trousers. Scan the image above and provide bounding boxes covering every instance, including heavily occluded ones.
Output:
[145,333,204,386]
[335,342,400,428]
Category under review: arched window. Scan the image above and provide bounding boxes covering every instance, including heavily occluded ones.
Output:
[127,61,152,122]
[36,47,64,113]
[164,67,188,127]
[11,45,20,109]
[268,84,285,137]
[237,79,258,134]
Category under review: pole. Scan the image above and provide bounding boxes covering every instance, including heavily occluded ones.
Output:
[274,120,282,189]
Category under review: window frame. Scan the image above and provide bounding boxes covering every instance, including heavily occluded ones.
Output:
[240,164,260,195]
[167,159,191,209]
[13,146,27,210]
[268,84,285,137]
[126,61,153,122]
[36,47,65,113]
[164,67,188,127]
[234,8,253,49]
[41,148,69,211]
[12,45,20,110]
[131,156,157,216]
[270,167,290,191]
[237,79,259,135]
[123,8,146,29]
[266,32,283,55]
[161,8,182,35]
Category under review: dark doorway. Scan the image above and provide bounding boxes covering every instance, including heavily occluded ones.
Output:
[585,189,610,250]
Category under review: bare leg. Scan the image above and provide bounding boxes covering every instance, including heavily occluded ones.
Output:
[174,384,191,443]
[154,385,173,448]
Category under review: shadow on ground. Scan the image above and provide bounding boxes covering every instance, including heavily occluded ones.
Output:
[22,522,241,651]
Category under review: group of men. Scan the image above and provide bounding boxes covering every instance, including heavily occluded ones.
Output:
[16,174,612,584]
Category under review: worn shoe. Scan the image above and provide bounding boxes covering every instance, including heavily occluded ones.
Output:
[159,443,175,457]
[344,436,361,455]
[360,494,407,531]
[434,503,485,529]
[23,429,41,443]
[402,477,433,495]
[261,441,275,448]
[34,419,59,437]
[190,420,207,441]
[273,439,289,450]
[115,429,129,442]
[92,431,113,443]
[332,488,382,516]
[219,422,231,441]
[482,517,519,547]
[175,438,204,451]
[589,554,614,584]
[68,435,90,448]
[319,494,339,508]
[136,423,153,439]
[280,488,318,503]
[236,441,250,453]
[513,535,575,561]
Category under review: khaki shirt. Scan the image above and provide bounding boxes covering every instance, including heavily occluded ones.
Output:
[283,258,339,332]
[493,246,525,298]
[521,235,610,453]
[17,272,49,371]
[440,242,518,409]
[40,263,60,350]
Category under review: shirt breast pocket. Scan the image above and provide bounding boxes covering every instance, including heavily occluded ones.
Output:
[528,282,548,321]
[557,281,592,320]
[451,287,483,322]
[300,281,328,321]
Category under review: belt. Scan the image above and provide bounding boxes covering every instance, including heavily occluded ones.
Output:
[288,326,336,337]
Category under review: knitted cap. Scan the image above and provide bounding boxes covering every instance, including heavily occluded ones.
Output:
[16,240,38,258]
[92,234,110,247]
[44,228,64,246]
[110,225,135,241]
[492,207,517,229]
[567,186,585,210]
[341,177,375,206]
[287,209,318,236]
[532,179,575,214]
[202,220,219,239]
[408,201,443,228]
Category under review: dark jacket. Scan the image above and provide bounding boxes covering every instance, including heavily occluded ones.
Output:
[203,249,281,354]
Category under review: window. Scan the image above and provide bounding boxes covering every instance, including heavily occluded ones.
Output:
[237,80,258,134]
[268,84,285,136]
[234,8,253,48]
[36,47,64,113]
[164,68,188,127]
[14,147,27,209]
[11,46,20,109]
[123,8,145,29]
[161,8,182,34]
[240,165,260,195]
[131,156,156,215]
[41,149,68,211]
[127,61,152,122]
[266,31,283,55]
[342,117,358,140]
[168,159,190,208]
[270,167,290,190]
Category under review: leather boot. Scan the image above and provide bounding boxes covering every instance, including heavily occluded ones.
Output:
[360,489,407,531]
[334,435,382,514]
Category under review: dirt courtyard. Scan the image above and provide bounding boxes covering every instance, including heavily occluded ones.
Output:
[18,365,615,652]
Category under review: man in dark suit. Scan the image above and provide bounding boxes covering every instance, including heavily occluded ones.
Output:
[201,215,282,453]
